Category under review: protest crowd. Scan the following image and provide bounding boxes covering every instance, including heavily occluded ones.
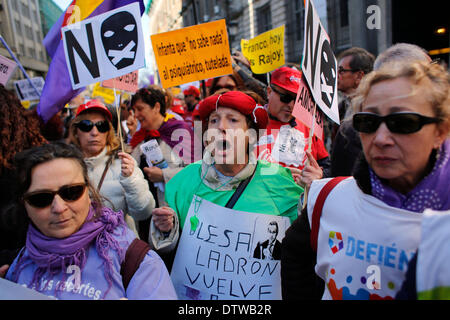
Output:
[0,0,449,302]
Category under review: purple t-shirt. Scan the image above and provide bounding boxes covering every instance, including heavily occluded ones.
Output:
[6,226,178,300]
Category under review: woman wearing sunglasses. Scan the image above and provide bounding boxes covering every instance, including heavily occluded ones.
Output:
[281,60,450,300]
[68,100,155,238]
[4,142,177,299]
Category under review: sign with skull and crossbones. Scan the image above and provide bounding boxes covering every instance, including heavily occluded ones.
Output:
[301,0,340,125]
[62,2,144,90]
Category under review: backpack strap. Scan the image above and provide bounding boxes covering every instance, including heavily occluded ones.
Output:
[120,238,151,291]
[310,176,349,252]
[225,168,256,209]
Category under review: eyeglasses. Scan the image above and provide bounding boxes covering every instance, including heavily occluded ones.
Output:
[353,112,441,134]
[270,86,296,104]
[75,120,110,133]
[23,183,87,208]
[338,67,358,74]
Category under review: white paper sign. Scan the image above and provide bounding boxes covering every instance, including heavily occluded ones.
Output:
[62,2,145,90]
[170,197,291,300]
[0,54,17,85]
[14,77,45,101]
[302,0,339,124]
[0,278,55,300]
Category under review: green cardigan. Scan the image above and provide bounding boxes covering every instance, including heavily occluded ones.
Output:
[165,160,304,229]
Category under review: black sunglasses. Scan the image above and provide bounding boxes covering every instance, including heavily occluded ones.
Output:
[353,112,441,134]
[76,120,110,133]
[23,183,87,208]
[271,86,296,104]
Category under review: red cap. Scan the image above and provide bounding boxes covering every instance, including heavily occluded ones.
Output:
[271,67,302,94]
[183,85,200,98]
[171,98,185,114]
[76,99,112,121]
[197,91,268,129]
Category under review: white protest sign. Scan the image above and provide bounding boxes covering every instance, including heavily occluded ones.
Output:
[62,2,145,90]
[0,278,55,300]
[14,77,45,101]
[302,0,339,124]
[0,54,17,85]
[170,197,291,300]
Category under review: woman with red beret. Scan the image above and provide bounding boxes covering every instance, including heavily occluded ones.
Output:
[150,91,303,300]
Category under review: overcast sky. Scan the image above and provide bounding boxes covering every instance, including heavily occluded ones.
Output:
[53,0,72,11]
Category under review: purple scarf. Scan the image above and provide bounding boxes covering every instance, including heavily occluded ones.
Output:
[370,139,450,213]
[12,205,126,297]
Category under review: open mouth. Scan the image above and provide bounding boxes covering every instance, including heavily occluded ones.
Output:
[216,139,230,151]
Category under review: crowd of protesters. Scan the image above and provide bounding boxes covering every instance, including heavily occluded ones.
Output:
[0,42,449,300]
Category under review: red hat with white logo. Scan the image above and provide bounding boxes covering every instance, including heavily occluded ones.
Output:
[197,91,268,129]
[270,67,302,94]
[76,99,112,121]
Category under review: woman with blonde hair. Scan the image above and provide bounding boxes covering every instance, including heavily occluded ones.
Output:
[68,100,155,236]
[281,60,450,300]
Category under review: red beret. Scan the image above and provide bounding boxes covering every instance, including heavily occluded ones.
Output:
[271,66,302,94]
[183,85,200,98]
[76,99,112,121]
[197,91,268,129]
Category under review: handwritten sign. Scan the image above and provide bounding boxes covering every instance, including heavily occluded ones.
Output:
[292,74,324,140]
[102,70,138,93]
[170,197,290,300]
[62,2,145,90]
[241,25,285,74]
[0,54,17,85]
[14,77,45,101]
[151,19,233,88]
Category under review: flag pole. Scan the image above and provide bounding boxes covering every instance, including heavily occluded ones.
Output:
[113,80,125,153]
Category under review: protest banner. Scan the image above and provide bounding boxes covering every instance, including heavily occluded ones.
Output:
[0,278,54,300]
[292,74,324,140]
[240,25,285,74]
[151,19,233,89]
[170,197,290,300]
[62,2,145,90]
[14,77,45,101]
[92,82,116,104]
[0,54,17,85]
[102,70,138,93]
[301,0,339,125]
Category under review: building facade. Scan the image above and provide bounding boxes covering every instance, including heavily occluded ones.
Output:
[179,0,449,67]
[0,0,49,89]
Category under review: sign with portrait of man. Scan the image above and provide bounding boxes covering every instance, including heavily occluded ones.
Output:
[170,198,291,300]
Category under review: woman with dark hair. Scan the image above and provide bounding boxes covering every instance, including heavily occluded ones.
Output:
[0,84,47,272]
[4,142,177,299]
[129,86,201,243]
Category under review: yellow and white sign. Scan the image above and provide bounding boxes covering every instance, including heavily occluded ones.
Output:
[92,82,116,104]
[151,19,233,88]
[241,25,285,74]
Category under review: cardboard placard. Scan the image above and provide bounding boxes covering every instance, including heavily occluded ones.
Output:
[241,25,285,74]
[0,54,17,85]
[102,70,138,93]
[302,0,339,124]
[151,19,233,88]
[62,2,145,90]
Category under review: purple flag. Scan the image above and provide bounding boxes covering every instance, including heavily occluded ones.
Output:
[38,0,145,123]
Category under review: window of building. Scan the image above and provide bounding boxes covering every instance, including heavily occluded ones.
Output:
[294,0,304,41]
[340,0,349,27]
[28,47,36,59]
[25,25,34,40]
[15,19,22,36]
[257,4,272,34]
[21,2,30,19]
